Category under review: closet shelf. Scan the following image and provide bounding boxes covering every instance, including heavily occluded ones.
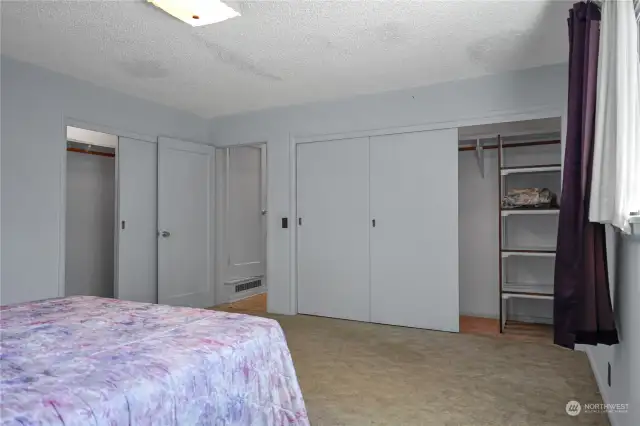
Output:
[495,128,561,335]
[502,282,553,294]
[500,164,561,175]
[501,247,556,258]
[501,208,559,216]
[502,292,554,301]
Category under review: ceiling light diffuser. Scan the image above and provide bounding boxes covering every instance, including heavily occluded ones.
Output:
[148,0,240,27]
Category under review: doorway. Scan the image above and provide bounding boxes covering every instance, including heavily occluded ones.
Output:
[214,144,268,313]
[65,126,117,298]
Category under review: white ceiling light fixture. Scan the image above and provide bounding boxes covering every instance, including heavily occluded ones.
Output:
[148,0,240,27]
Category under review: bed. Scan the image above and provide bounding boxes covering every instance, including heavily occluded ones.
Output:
[0,296,309,425]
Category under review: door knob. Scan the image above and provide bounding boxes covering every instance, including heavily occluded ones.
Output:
[160,230,171,238]
[261,209,268,216]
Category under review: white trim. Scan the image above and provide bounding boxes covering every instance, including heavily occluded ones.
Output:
[288,107,563,315]
[158,136,213,154]
[65,118,157,143]
[289,133,298,315]
[113,138,121,299]
[294,107,562,144]
[58,119,67,298]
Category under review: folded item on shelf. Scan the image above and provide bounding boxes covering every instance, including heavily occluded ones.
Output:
[501,188,558,209]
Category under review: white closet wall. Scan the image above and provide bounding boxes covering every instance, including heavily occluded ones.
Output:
[65,151,115,298]
[297,137,371,322]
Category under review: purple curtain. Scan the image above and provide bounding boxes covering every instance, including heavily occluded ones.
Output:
[554,2,618,349]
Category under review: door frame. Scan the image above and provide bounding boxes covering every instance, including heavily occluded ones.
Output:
[214,142,268,306]
[289,107,565,316]
[59,118,156,299]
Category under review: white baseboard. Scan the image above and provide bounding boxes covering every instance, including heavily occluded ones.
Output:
[585,346,619,426]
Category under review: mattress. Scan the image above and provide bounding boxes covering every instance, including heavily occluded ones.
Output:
[0,296,308,425]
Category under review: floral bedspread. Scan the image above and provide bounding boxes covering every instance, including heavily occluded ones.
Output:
[0,296,308,425]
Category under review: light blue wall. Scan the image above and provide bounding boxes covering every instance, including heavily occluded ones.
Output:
[0,56,210,305]
[209,63,569,315]
[583,227,639,426]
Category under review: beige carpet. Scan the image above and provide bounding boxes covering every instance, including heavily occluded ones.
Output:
[258,314,607,426]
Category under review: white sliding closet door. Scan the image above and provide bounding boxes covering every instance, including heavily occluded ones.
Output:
[116,137,157,303]
[297,137,370,322]
[370,129,459,332]
[158,137,214,308]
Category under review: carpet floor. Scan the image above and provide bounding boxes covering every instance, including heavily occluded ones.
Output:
[261,314,607,426]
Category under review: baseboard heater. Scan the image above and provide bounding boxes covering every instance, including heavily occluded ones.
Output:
[224,276,264,294]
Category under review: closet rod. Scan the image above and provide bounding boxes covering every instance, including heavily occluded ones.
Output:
[458,139,560,152]
[67,147,115,158]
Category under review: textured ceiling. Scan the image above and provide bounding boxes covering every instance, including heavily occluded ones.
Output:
[1,0,570,118]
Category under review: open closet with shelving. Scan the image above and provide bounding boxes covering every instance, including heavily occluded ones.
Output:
[458,117,562,339]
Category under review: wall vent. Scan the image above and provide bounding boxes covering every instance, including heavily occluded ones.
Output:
[235,279,262,293]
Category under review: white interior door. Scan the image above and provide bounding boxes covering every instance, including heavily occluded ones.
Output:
[158,137,214,308]
[116,137,157,303]
[370,129,459,332]
[297,137,370,322]
[226,145,265,282]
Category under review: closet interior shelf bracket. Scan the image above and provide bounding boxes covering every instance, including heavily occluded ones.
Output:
[475,138,485,178]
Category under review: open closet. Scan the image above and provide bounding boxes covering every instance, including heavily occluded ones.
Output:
[458,117,562,338]
[65,127,117,298]
[64,125,215,309]
[65,126,159,304]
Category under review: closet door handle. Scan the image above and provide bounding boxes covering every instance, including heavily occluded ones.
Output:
[160,230,171,238]
[372,219,376,227]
